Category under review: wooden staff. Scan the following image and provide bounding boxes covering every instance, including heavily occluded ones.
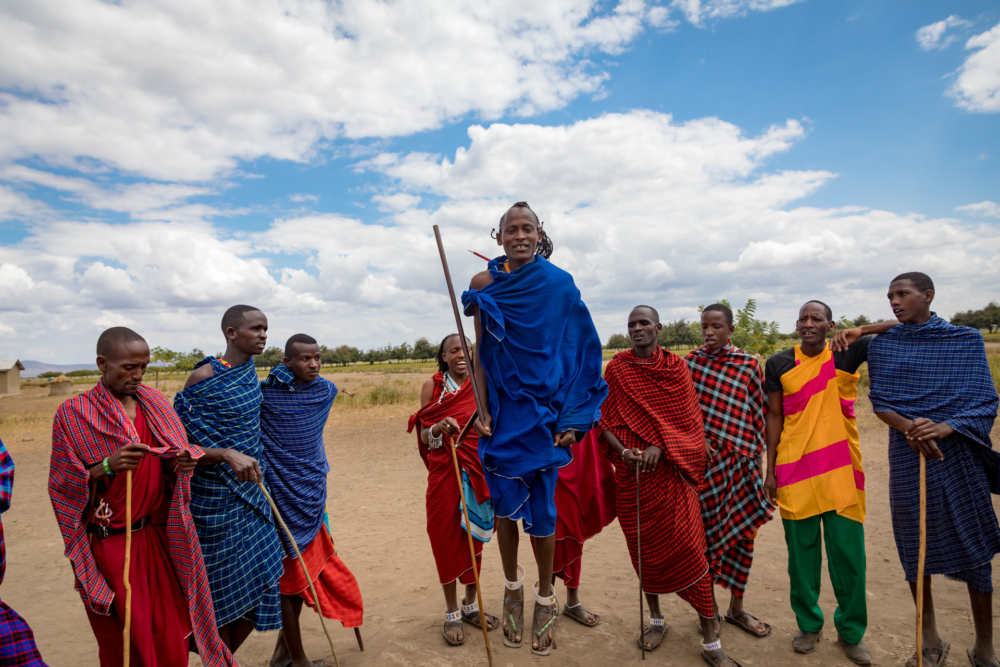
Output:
[123,469,132,667]
[433,224,493,666]
[258,481,341,667]
[916,453,927,667]
[637,461,644,661]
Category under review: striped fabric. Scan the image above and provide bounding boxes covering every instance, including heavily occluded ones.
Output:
[868,315,1000,593]
[769,344,865,523]
[174,357,284,631]
[1,439,47,667]
[49,382,234,667]
[260,364,337,553]
[686,344,774,595]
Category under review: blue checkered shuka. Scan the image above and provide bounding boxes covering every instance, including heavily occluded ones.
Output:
[260,364,336,554]
[868,314,1000,594]
[174,357,284,630]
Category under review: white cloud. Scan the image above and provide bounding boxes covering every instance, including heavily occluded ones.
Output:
[949,22,1000,112]
[670,0,805,26]
[289,194,318,203]
[957,200,1000,218]
[0,0,657,182]
[915,15,970,51]
[7,108,996,363]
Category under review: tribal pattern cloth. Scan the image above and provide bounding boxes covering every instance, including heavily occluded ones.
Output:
[868,314,1000,592]
[1,439,47,667]
[174,357,284,630]
[49,382,234,667]
[261,364,337,553]
[600,347,709,596]
[408,373,491,584]
[462,254,607,532]
[686,344,773,595]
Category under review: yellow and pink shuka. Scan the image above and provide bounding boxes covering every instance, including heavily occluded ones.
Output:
[772,343,865,523]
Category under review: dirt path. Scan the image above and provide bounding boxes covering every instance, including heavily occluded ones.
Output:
[1,386,997,667]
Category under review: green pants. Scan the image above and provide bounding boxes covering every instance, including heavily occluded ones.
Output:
[782,511,867,644]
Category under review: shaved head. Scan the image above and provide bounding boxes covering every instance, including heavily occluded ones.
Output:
[96,327,146,359]
[631,305,660,324]
[221,304,262,334]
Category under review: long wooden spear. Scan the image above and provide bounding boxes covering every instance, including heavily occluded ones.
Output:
[258,481,341,667]
[637,462,644,661]
[916,453,927,667]
[123,470,132,667]
[433,224,493,666]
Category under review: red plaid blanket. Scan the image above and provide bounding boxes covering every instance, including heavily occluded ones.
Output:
[49,381,235,667]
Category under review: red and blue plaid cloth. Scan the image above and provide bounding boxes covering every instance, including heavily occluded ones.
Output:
[50,381,235,667]
[1,438,47,666]
[686,344,773,595]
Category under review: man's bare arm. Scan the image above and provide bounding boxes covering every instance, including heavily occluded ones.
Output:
[763,390,783,503]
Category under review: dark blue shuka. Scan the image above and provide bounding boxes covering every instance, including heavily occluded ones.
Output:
[260,364,337,555]
[463,255,607,535]
[868,314,1000,593]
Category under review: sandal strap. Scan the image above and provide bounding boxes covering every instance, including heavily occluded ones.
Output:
[445,610,462,623]
[701,639,722,652]
[462,600,479,615]
[648,616,666,627]
[505,564,525,591]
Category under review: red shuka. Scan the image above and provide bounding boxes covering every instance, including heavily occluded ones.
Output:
[279,524,364,628]
[530,429,616,588]
[407,374,491,585]
[600,347,709,595]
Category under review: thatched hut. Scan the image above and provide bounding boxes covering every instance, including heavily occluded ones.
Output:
[0,359,24,395]
[48,375,74,397]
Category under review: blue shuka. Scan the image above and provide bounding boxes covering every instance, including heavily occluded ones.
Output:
[868,315,1000,593]
[174,357,284,630]
[260,364,337,554]
[462,255,608,536]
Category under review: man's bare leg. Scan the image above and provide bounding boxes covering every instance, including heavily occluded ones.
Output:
[219,618,255,653]
[531,533,556,651]
[968,584,997,667]
[496,517,523,645]
[441,580,464,644]
[268,595,321,667]
[564,586,596,624]
[909,577,944,651]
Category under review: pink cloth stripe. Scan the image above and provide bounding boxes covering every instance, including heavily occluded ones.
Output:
[840,398,856,419]
[775,439,852,488]
[853,468,865,491]
[782,358,837,416]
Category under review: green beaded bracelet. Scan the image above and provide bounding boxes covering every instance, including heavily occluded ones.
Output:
[102,457,114,477]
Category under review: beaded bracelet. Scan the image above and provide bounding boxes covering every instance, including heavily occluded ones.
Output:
[102,457,114,477]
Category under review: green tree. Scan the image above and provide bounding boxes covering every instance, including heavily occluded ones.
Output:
[952,301,1000,332]
[254,346,284,368]
[606,333,632,349]
[657,319,698,349]
[411,337,436,360]
[150,346,180,388]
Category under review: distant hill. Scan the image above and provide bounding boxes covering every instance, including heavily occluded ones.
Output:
[20,360,98,378]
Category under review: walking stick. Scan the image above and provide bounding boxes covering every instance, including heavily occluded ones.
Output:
[636,460,644,661]
[916,452,927,667]
[258,481,341,667]
[123,470,132,667]
[433,224,493,666]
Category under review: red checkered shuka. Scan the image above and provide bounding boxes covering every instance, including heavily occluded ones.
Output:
[407,374,490,585]
[599,347,709,597]
[686,345,773,594]
[49,381,235,667]
[684,344,767,459]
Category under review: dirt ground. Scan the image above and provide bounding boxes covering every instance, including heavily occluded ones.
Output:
[1,371,998,667]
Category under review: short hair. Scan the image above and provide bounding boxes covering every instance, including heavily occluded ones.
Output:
[802,300,833,321]
[631,305,660,324]
[221,304,262,334]
[437,333,470,375]
[891,272,935,293]
[96,327,146,358]
[284,333,318,358]
[702,303,733,327]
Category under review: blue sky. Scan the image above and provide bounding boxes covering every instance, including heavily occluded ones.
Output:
[1,0,998,362]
